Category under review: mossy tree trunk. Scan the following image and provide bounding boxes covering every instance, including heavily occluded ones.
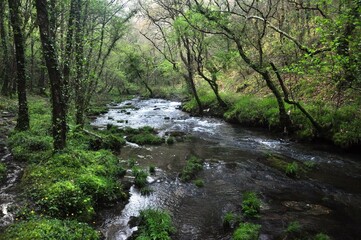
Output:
[36,0,67,150]
[8,0,30,131]
[0,1,11,96]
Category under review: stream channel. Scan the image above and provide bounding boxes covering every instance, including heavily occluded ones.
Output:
[92,98,361,240]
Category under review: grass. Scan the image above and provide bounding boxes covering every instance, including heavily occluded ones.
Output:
[135,209,175,240]
[179,156,203,182]
[132,167,148,189]
[233,222,261,240]
[241,192,261,218]
[285,161,299,177]
[223,212,241,228]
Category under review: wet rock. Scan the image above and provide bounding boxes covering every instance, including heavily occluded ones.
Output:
[126,112,131,115]
[165,131,186,137]
[108,117,114,120]
[282,201,331,215]
[153,108,161,111]
[164,117,170,120]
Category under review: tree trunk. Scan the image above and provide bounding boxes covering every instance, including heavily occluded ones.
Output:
[74,0,85,127]
[0,1,11,96]
[8,0,30,131]
[63,0,76,109]
[35,0,67,150]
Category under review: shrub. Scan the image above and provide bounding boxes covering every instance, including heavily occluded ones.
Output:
[180,156,203,182]
[135,209,175,240]
[233,223,261,240]
[242,192,261,218]
[0,218,100,240]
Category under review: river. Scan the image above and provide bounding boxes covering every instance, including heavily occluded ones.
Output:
[92,98,361,240]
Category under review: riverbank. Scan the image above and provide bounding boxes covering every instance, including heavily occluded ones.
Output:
[182,91,361,152]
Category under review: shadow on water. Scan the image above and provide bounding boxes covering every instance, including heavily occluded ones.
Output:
[93,98,361,240]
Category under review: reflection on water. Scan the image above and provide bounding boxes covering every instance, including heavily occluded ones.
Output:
[94,98,361,240]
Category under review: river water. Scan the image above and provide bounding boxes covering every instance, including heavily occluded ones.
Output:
[92,98,361,240]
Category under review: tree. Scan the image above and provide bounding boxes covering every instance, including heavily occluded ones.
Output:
[0,0,11,96]
[35,0,67,150]
[8,0,30,131]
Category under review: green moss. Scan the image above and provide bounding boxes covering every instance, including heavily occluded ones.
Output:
[8,131,53,162]
[224,95,279,128]
[128,133,163,145]
[135,209,175,240]
[22,149,126,221]
[35,180,95,221]
[0,163,6,181]
[180,156,203,182]
[241,192,261,218]
[0,218,100,240]
[101,134,126,151]
[314,233,331,240]
[193,179,204,187]
[233,223,261,240]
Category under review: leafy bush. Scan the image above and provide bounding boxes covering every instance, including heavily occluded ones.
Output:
[180,156,203,182]
[0,218,100,240]
[242,192,261,218]
[135,209,175,240]
[233,223,261,240]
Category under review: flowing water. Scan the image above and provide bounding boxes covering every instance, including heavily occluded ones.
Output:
[92,98,361,240]
[0,113,22,230]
